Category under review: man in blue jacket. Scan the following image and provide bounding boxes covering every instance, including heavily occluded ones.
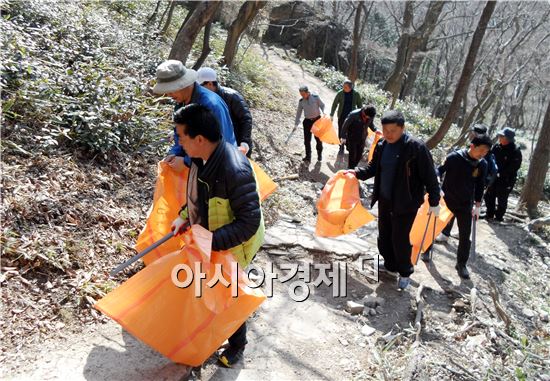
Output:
[153,60,236,170]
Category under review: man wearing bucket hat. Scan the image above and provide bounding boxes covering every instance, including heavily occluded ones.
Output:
[484,127,522,222]
[153,60,236,171]
[197,67,253,157]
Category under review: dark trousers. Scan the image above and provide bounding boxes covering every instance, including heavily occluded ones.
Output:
[303,117,322,159]
[451,208,473,265]
[426,208,472,265]
[377,198,416,277]
[484,181,512,219]
[228,322,247,348]
[337,116,348,153]
[442,217,455,236]
[348,143,365,169]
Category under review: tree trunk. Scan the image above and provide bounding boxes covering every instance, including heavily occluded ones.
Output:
[168,1,221,65]
[157,1,171,29]
[426,1,497,149]
[383,1,414,97]
[160,1,178,36]
[145,0,162,27]
[519,101,550,217]
[221,1,267,69]
[192,21,212,70]
[348,2,364,82]
[384,1,446,99]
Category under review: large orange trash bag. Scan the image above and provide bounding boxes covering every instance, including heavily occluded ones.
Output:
[367,130,383,162]
[136,159,276,265]
[316,172,375,237]
[410,194,454,265]
[311,116,340,145]
[95,225,266,367]
[249,160,277,202]
[135,162,188,265]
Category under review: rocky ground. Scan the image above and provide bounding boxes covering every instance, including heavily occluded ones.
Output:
[2,47,549,381]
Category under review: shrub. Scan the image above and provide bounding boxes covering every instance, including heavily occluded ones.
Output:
[1,1,169,159]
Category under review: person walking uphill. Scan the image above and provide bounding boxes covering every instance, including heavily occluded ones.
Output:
[425,135,492,280]
[484,127,522,222]
[197,67,253,157]
[153,60,236,171]
[295,86,325,162]
[170,104,264,368]
[341,104,377,169]
[350,110,440,290]
[330,79,363,154]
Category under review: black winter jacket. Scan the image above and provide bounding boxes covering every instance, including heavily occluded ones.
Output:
[355,133,440,214]
[187,140,262,251]
[491,143,522,187]
[437,149,487,211]
[217,86,253,156]
[341,109,376,147]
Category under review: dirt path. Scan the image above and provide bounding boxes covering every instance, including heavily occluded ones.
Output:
[5,47,549,381]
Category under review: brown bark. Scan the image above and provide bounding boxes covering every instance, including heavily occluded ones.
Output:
[192,21,212,70]
[348,2,364,82]
[426,1,497,149]
[519,101,550,217]
[221,1,267,69]
[383,1,446,100]
[160,1,178,36]
[168,2,221,65]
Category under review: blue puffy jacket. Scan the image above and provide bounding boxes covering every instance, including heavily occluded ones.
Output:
[168,83,236,160]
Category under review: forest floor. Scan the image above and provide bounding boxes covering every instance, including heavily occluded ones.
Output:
[2,46,550,381]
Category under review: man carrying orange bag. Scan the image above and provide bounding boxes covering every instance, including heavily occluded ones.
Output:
[341,104,377,169]
[170,103,264,368]
[347,110,440,290]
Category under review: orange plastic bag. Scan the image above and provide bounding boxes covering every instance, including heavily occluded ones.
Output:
[135,162,188,265]
[367,131,383,162]
[311,116,340,145]
[249,160,278,202]
[136,159,276,265]
[316,172,375,237]
[410,195,454,265]
[95,225,266,367]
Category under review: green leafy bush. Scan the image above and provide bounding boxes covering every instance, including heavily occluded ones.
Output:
[1,1,170,159]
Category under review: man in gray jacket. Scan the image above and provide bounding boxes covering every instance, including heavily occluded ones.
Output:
[295,86,325,162]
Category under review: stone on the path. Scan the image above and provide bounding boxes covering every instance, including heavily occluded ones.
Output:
[264,221,371,256]
[361,325,376,336]
[540,311,549,322]
[368,308,376,316]
[523,308,536,319]
[375,306,384,315]
[362,295,385,308]
[345,301,364,315]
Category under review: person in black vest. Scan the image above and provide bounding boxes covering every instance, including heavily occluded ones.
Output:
[484,127,522,222]
[350,110,440,290]
[197,67,253,157]
[341,105,377,169]
[424,135,492,279]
